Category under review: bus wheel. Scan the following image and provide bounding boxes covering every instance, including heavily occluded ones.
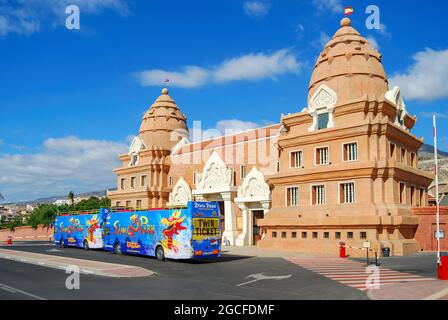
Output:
[156,246,165,261]
[83,240,89,251]
[60,240,65,248]
[114,243,122,255]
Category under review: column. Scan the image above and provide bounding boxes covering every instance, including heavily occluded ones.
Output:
[236,204,253,246]
[222,192,238,246]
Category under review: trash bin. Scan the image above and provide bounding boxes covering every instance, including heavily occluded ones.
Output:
[382,247,390,257]
[438,252,448,280]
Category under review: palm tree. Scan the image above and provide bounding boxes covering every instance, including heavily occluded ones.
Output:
[67,191,74,206]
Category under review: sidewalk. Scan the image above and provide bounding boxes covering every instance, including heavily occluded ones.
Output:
[0,248,154,278]
[222,245,331,258]
[368,280,448,300]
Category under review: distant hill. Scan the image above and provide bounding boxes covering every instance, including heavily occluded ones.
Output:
[419,144,448,182]
[419,144,448,160]
[2,189,113,207]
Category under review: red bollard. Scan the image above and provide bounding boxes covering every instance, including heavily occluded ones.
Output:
[339,242,346,258]
[438,253,448,280]
[7,237,12,246]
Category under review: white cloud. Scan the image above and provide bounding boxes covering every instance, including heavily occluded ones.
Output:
[312,0,343,14]
[389,48,448,101]
[135,66,209,89]
[135,49,301,88]
[312,32,330,49]
[0,0,129,36]
[295,24,305,39]
[366,35,380,50]
[377,23,391,39]
[243,1,270,17]
[213,49,300,83]
[0,136,128,203]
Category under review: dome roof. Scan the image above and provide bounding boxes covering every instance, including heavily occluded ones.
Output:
[308,18,389,104]
[139,88,189,150]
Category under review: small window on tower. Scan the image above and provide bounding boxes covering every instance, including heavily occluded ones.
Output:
[317,112,329,130]
[343,143,358,162]
[290,151,303,168]
[130,152,138,166]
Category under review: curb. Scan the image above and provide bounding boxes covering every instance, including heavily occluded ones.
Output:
[0,249,155,278]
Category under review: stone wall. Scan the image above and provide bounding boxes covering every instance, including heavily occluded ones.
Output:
[0,225,54,243]
[413,207,448,251]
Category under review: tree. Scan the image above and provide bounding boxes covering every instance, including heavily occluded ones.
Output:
[67,191,74,206]
[27,204,59,229]
[7,215,23,232]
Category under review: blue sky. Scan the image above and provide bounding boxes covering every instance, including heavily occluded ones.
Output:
[0,0,447,203]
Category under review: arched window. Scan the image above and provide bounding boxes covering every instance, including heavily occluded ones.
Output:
[308,85,337,132]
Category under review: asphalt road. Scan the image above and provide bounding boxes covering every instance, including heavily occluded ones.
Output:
[0,243,368,300]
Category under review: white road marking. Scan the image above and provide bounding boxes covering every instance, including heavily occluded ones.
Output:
[423,286,448,300]
[286,257,436,292]
[0,283,46,300]
[237,273,292,287]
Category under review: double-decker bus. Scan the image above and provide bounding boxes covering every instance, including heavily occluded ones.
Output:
[54,202,222,261]
[54,208,109,250]
[104,201,221,261]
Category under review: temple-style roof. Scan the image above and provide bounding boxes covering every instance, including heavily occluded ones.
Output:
[139,88,189,151]
[308,17,389,105]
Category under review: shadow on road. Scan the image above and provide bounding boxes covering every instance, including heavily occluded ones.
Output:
[173,254,254,264]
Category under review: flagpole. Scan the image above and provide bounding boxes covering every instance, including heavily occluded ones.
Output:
[433,113,441,265]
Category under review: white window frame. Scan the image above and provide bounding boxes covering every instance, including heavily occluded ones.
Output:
[342,141,359,162]
[338,181,356,204]
[285,186,300,207]
[289,149,304,169]
[310,183,326,206]
[314,146,330,166]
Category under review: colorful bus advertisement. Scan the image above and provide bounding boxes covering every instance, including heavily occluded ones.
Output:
[54,208,109,250]
[104,201,221,260]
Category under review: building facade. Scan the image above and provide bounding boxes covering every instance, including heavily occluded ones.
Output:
[108,18,434,256]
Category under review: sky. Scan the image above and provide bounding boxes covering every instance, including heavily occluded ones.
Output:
[0,0,448,203]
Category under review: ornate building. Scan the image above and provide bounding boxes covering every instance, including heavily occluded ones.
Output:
[108,18,434,256]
